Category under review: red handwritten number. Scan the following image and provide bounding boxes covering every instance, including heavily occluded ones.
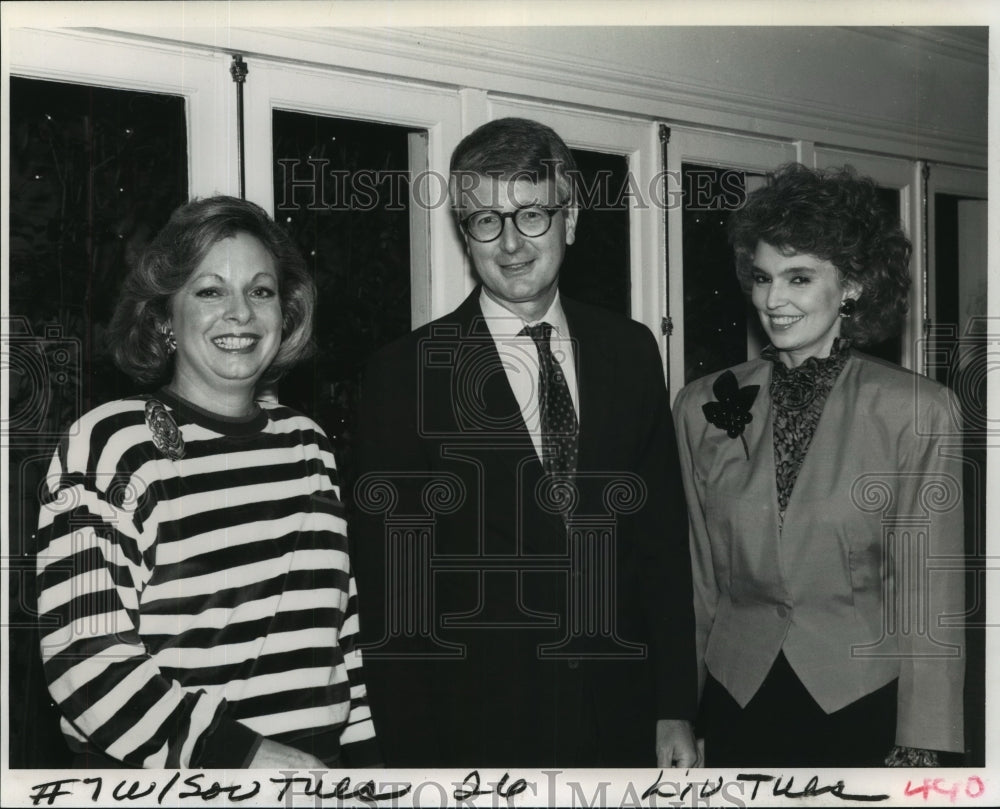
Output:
[932,779,960,803]
[966,777,985,799]
[904,781,931,800]
[904,777,985,803]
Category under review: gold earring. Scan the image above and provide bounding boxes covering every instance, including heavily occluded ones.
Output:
[160,326,177,355]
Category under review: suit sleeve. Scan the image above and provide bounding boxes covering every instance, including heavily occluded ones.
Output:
[352,342,436,764]
[672,384,718,704]
[631,330,697,721]
[893,383,965,752]
[353,344,429,645]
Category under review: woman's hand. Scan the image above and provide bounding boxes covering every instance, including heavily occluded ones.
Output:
[884,746,940,767]
[249,738,327,769]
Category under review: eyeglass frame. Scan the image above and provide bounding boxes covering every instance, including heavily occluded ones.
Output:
[459,204,569,243]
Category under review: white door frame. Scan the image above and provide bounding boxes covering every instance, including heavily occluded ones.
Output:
[813,147,922,373]
[665,126,798,399]
[487,96,667,357]
[925,163,988,337]
[240,58,465,328]
[7,27,236,200]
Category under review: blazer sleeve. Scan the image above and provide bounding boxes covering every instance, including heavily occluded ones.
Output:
[892,382,965,752]
[672,383,719,702]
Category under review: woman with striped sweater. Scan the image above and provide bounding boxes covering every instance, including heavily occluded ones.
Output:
[35,196,379,769]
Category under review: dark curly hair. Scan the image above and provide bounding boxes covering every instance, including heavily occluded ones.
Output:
[729,163,912,346]
[108,195,315,386]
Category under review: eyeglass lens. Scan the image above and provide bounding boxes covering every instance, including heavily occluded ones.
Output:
[465,207,558,241]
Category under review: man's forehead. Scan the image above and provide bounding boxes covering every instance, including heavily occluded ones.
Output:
[454,173,560,209]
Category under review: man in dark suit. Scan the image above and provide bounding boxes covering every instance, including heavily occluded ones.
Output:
[353,117,697,768]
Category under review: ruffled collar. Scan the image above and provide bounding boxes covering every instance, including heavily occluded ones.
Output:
[763,338,851,411]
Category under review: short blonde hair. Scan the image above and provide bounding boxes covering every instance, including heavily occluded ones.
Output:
[108,196,315,385]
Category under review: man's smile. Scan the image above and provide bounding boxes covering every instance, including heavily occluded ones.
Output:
[499,260,534,272]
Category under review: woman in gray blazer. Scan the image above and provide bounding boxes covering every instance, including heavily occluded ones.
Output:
[673,164,965,767]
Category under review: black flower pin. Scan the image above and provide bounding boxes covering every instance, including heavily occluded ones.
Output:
[145,399,185,460]
[702,370,759,460]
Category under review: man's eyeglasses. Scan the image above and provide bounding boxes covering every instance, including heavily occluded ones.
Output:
[460,205,567,243]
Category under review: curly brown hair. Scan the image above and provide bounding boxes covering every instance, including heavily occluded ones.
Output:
[108,196,315,385]
[729,163,912,346]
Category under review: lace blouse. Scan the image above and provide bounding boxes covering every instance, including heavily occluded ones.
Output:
[763,339,851,518]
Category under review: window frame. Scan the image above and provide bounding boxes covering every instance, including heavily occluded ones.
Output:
[486,96,667,357]
[240,58,465,328]
[7,27,236,200]
[926,164,988,340]
[664,126,798,399]
[813,147,923,373]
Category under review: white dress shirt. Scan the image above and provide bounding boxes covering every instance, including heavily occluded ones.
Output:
[478,289,579,461]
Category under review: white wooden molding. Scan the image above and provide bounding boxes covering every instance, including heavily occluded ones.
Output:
[73,24,987,169]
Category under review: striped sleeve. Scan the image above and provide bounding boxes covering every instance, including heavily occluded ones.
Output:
[35,404,264,768]
[313,427,381,766]
[338,569,380,765]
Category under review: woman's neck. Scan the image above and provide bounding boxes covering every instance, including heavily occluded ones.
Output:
[165,378,257,418]
[775,337,848,369]
[778,349,816,369]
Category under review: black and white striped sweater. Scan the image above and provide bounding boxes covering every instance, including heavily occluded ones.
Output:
[35,389,378,768]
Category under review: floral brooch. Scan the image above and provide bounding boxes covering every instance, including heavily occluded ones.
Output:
[702,370,759,460]
[145,399,185,460]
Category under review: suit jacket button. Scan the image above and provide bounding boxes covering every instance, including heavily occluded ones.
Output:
[776,605,789,618]
[568,658,580,669]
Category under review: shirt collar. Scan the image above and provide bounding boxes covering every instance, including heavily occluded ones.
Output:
[478,288,571,341]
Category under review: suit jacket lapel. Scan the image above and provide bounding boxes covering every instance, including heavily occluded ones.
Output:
[451,287,536,450]
[453,288,562,550]
[563,299,614,471]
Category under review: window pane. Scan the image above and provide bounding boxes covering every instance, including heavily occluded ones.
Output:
[9,76,188,768]
[864,185,904,365]
[682,168,905,383]
[562,149,630,315]
[681,163,757,384]
[272,112,416,489]
[10,77,189,414]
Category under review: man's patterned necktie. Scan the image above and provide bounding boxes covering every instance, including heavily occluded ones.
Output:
[523,322,579,477]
